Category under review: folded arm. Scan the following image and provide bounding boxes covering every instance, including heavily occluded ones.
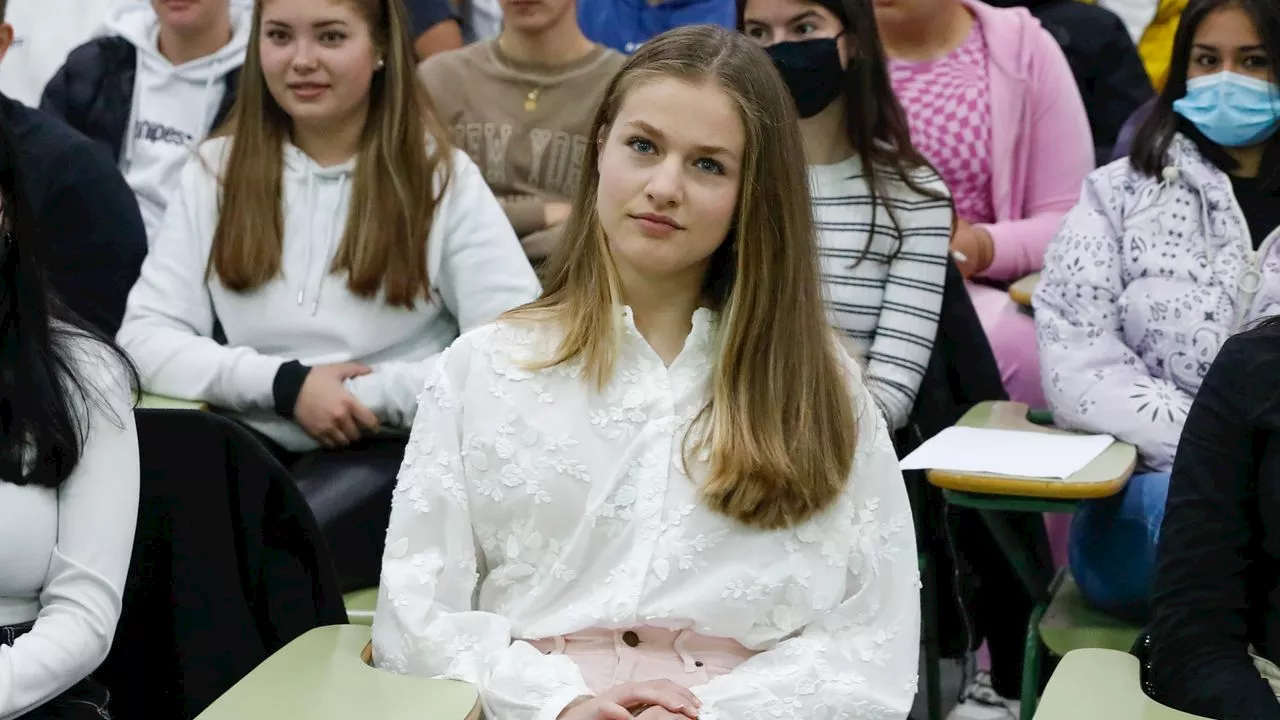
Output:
[980,29,1094,282]
[115,157,290,412]
[371,343,591,720]
[0,349,139,719]
[1033,168,1190,470]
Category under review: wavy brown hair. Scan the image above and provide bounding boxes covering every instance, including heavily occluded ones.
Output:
[209,0,451,308]
[507,25,858,530]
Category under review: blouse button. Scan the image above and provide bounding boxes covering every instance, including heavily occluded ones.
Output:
[622,631,640,647]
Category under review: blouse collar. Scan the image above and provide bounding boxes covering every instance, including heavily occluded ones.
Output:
[618,305,718,366]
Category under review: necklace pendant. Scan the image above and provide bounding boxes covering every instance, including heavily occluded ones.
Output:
[524,97,538,111]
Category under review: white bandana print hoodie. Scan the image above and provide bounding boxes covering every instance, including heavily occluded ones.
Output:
[1034,134,1280,472]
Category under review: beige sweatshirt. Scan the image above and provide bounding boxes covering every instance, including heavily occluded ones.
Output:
[418,40,624,260]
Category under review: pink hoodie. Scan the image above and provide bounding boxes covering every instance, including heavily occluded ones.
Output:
[963,0,1094,282]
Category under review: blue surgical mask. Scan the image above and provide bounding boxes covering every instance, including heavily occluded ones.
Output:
[1173,71,1280,148]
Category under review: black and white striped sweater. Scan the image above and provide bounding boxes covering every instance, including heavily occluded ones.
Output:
[810,156,953,430]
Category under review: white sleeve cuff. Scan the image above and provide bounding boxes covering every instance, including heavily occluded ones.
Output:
[533,688,593,720]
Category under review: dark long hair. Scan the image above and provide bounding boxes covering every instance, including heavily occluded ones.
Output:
[736,0,952,259]
[0,112,138,489]
[1131,0,1280,188]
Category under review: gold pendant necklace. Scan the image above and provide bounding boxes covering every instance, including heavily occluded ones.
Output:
[524,87,542,112]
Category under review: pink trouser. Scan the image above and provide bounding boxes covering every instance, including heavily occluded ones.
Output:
[527,627,756,694]
[966,281,1069,675]
[967,281,1045,409]
[966,281,1069,561]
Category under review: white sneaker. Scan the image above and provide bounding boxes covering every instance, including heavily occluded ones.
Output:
[945,672,1021,720]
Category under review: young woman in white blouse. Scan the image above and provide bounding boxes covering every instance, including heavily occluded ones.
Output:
[116,0,540,590]
[0,118,140,718]
[372,25,920,720]
[740,0,954,432]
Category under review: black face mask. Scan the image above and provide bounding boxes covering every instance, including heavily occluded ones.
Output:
[765,39,844,119]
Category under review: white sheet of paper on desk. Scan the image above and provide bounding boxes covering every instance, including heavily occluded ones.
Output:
[898,427,1116,480]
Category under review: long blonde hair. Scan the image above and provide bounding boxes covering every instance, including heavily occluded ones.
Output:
[508,25,858,530]
[209,0,451,308]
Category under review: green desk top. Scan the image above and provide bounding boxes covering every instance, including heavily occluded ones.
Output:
[1035,649,1208,719]
[137,392,207,411]
[195,625,481,720]
[1010,272,1040,307]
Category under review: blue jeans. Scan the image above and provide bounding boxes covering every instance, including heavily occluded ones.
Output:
[1068,471,1171,622]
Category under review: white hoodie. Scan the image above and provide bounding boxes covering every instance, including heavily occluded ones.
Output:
[110,1,251,243]
[117,137,542,451]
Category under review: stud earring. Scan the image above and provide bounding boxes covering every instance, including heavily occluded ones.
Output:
[376,57,385,70]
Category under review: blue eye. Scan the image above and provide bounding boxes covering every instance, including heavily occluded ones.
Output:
[695,158,725,175]
[627,137,656,154]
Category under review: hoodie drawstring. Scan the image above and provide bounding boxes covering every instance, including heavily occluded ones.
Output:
[297,168,316,308]
[294,166,348,317]
[310,174,347,316]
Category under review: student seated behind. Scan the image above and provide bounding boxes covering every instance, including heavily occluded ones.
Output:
[371,26,919,720]
[740,0,953,432]
[0,111,140,720]
[0,0,133,107]
[404,0,463,61]
[877,0,1093,412]
[577,0,735,53]
[41,0,250,244]
[116,0,540,591]
[419,0,624,265]
[1147,317,1280,720]
[0,1,147,337]
[986,0,1153,167]
[1034,0,1280,623]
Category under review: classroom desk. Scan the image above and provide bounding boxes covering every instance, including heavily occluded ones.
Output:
[1034,649,1209,720]
[925,401,1137,714]
[195,625,481,720]
[927,401,1136,500]
[1010,272,1040,307]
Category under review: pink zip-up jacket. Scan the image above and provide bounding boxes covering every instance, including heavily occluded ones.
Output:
[964,0,1094,282]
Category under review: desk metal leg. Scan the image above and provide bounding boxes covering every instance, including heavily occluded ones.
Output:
[975,509,1051,605]
[975,508,1052,718]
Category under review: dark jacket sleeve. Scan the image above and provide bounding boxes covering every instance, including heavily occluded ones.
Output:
[40,139,147,336]
[1148,333,1280,720]
[38,39,102,127]
[403,0,457,36]
[1087,13,1153,166]
[39,60,74,124]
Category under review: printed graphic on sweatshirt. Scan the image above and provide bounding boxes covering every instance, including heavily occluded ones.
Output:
[124,104,224,244]
[134,119,198,147]
[454,122,590,198]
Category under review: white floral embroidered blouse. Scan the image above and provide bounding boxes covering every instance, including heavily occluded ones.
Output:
[370,308,921,720]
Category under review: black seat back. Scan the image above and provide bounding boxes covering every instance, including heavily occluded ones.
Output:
[96,409,347,719]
